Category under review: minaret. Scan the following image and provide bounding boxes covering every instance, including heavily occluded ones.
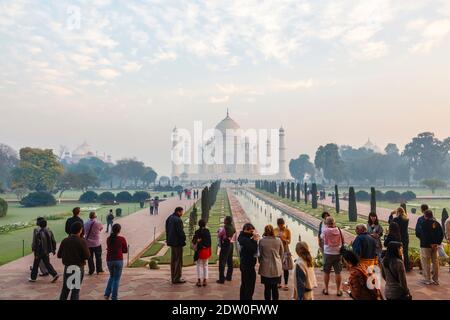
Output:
[171,126,181,177]
[278,126,287,179]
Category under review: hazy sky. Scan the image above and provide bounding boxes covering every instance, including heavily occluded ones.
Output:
[1,0,450,176]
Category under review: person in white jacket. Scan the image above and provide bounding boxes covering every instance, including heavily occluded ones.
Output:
[292,241,317,300]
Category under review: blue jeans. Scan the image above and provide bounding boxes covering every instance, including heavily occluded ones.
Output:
[105,260,123,300]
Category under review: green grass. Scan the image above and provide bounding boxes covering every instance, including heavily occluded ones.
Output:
[328,187,450,197]
[130,259,149,268]
[142,242,164,257]
[359,200,450,220]
[257,189,420,250]
[0,203,144,266]
[150,189,231,267]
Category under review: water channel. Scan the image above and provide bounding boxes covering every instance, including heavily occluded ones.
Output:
[233,189,319,255]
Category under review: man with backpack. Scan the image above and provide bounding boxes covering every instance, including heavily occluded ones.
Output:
[29,218,59,283]
[320,217,344,296]
[84,211,104,275]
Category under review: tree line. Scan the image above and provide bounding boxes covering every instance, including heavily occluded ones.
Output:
[289,132,450,187]
[0,145,158,200]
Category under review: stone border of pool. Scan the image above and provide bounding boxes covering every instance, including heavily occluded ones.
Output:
[245,188,355,243]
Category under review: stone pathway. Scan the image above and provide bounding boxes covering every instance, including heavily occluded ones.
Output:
[0,195,196,288]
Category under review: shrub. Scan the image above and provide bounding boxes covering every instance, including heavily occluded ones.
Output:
[375,190,385,201]
[384,191,401,203]
[132,191,150,203]
[401,191,416,201]
[98,192,116,204]
[149,260,160,270]
[79,191,98,203]
[348,187,357,222]
[311,183,318,209]
[174,185,184,193]
[20,192,56,207]
[116,191,133,203]
[355,190,370,201]
[0,198,7,217]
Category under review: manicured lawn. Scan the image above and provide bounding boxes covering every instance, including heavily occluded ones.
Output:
[151,189,231,267]
[142,242,165,257]
[0,203,145,266]
[328,187,450,197]
[359,200,450,220]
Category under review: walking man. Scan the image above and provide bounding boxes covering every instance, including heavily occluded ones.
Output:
[165,207,186,284]
[58,222,91,300]
[84,211,105,275]
[29,218,59,283]
[106,209,115,233]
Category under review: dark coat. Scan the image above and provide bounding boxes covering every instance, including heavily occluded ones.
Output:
[165,213,186,247]
[65,215,84,236]
[389,216,409,245]
[238,231,258,269]
[32,227,57,257]
[352,233,378,259]
[192,228,211,250]
[420,219,444,248]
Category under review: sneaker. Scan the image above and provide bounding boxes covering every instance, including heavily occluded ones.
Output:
[421,280,433,285]
[104,295,110,300]
[433,280,440,285]
[39,273,49,277]
[28,278,36,282]
[51,274,59,283]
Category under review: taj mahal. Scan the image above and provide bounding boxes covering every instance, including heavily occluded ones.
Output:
[171,110,289,181]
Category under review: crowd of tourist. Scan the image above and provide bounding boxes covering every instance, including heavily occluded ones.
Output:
[25,189,450,301]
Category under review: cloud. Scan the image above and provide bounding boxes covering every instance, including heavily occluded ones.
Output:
[410,19,450,53]
[209,96,230,104]
[97,68,120,79]
[123,62,142,72]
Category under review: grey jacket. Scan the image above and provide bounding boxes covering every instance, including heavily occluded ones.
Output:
[382,258,410,300]
[258,236,284,278]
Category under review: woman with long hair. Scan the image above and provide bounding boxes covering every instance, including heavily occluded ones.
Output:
[192,219,212,287]
[293,241,317,300]
[274,218,293,291]
[367,212,383,263]
[389,207,410,271]
[381,241,411,300]
[259,225,284,301]
[104,224,128,300]
[384,222,401,248]
[217,216,236,283]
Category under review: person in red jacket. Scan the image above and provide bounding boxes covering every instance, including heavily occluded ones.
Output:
[104,224,128,300]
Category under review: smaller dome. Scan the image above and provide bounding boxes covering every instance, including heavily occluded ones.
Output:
[73,141,94,157]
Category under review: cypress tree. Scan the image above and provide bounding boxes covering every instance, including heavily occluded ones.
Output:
[348,187,357,222]
[290,182,294,201]
[442,208,449,233]
[296,183,300,202]
[201,187,210,223]
[286,182,290,199]
[370,187,377,213]
[304,183,308,204]
[311,183,318,209]
[278,182,282,197]
[281,182,285,198]
[335,185,340,214]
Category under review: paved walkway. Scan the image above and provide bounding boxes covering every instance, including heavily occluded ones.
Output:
[0,195,196,274]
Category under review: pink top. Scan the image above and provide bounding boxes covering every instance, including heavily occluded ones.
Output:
[84,219,103,248]
[320,227,343,255]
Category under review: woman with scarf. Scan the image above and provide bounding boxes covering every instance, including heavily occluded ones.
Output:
[192,219,212,287]
[217,216,236,284]
[274,218,293,291]
[293,241,317,300]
